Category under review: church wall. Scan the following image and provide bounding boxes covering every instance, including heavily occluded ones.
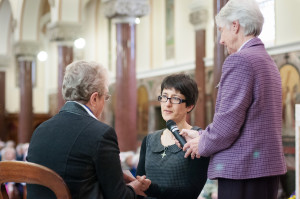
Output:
[275,0,300,45]
[206,0,215,61]
[136,14,151,71]
[174,0,195,66]
[149,0,164,70]
[83,0,97,62]
[5,59,19,113]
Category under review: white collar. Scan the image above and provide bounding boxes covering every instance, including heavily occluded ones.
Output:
[66,101,98,120]
[238,37,255,52]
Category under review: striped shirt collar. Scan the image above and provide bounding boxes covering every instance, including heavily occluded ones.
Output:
[66,101,98,120]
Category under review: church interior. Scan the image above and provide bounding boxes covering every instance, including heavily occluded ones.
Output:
[1,0,300,198]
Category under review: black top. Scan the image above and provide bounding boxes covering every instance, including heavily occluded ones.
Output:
[27,102,136,199]
[136,127,210,199]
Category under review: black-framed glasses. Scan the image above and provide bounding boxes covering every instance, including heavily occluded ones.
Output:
[158,95,187,104]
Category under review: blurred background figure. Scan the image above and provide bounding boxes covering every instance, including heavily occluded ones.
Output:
[198,180,218,199]
[120,146,141,177]
[1,146,24,199]
[1,146,16,161]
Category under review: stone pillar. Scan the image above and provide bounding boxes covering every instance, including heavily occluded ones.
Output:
[0,71,5,139]
[15,41,39,143]
[103,0,150,151]
[190,1,208,128]
[213,0,228,106]
[57,44,73,110]
[47,22,80,111]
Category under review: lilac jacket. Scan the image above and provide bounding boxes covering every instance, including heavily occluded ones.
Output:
[199,38,287,179]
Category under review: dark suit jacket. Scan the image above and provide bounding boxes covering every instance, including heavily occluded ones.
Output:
[27,102,136,199]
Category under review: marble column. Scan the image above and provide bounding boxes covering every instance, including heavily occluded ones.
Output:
[0,71,5,139]
[57,44,73,110]
[103,0,150,151]
[47,22,81,111]
[213,0,228,106]
[17,56,34,143]
[190,2,208,128]
[15,41,39,143]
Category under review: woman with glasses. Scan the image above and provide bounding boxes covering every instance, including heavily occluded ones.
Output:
[136,73,210,199]
[27,60,150,199]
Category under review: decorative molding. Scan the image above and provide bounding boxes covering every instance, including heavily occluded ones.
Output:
[189,0,209,30]
[14,41,40,57]
[136,62,195,80]
[102,0,150,19]
[112,16,136,24]
[47,22,83,42]
[266,41,300,55]
[189,9,208,30]
[17,55,36,62]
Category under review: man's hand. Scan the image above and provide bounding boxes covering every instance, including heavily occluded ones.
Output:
[137,175,151,191]
[128,175,151,196]
[123,172,135,183]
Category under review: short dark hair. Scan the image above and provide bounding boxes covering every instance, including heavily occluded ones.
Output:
[160,73,198,109]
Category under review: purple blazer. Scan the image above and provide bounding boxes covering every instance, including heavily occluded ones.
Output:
[199,38,287,179]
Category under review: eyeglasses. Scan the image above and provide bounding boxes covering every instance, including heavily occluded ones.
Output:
[158,95,186,104]
[104,94,111,101]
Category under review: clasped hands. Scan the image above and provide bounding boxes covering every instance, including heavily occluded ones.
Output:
[124,173,151,196]
[175,129,201,159]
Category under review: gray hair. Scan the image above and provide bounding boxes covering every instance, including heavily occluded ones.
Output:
[215,0,264,36]
[62,60,109,102]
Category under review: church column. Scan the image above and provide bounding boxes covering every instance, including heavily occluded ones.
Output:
[103,0,150,151]
[15,41,39,143]
[0,71,5,138]
[47,22,80,111]
[190,1,208,129]
[213,0,228,106]
[57,44,73,110]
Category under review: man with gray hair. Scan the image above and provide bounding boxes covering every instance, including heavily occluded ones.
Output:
[27,60,151,199]
[179,0,287,198]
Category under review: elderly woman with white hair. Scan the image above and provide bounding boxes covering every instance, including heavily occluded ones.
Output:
[180,0,286,199]
[27,60,150,199]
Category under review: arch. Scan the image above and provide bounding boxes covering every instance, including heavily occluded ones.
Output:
[9,0,51,42]
[280,63,300,136]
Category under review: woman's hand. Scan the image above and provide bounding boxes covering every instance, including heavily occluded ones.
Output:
[183,137,201,159]
[180,129,199,140]
[128,175,151,196]
[174,129,201,159]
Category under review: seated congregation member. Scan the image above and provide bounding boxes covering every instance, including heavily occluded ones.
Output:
[136,74,210,199]
[27,60,150,199]
[1,146,24,199]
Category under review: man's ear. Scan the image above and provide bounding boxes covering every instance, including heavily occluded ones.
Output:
[89,92,98,106]
[232,20,240,33]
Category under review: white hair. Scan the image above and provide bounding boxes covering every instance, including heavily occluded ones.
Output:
[215,0,264,36]
[1,147,16,161]
[62,60,109,102]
